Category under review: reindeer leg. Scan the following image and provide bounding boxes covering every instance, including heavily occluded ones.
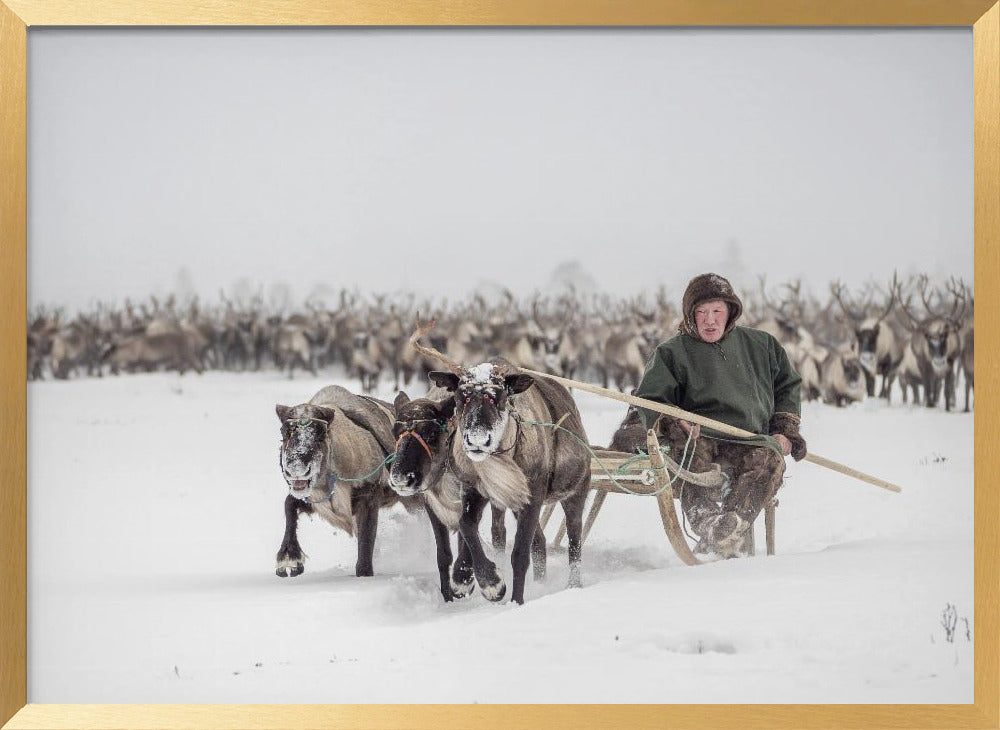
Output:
[353,492,379,577]
[510,499,544,605]
[531,519,547,581]
[425,506,455,602]
[455,489,504,601]
[561,487,588,589]
[882,371,895,403]
[451,527,476,600]
[276,494,311,577]
[490,504,507,556]
[863,370,875,398]
[945,367,956,412]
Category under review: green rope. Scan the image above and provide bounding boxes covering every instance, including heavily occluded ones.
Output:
[515,416,697,498]
[613,452,657,474]
[328,451,396,483]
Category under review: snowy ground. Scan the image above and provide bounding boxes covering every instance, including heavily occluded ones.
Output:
[27,371,974,703]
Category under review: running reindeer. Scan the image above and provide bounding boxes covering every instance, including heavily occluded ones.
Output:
[275,385,418,579]
[410,318,591,605]
[387,383,545,602]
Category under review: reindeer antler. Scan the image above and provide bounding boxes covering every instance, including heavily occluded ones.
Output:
[944,276,969,327]
[409,314,465,376]
[872,272,899,325]
[895,276,924,332]
[830,280,863,323]
[531,298,546,331]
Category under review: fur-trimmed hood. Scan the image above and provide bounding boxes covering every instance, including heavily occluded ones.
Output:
[679,273,744,340]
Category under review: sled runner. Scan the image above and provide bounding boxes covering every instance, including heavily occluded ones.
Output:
[540,428,777,566]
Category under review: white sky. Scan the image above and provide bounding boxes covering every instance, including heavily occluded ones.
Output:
[28,28,973,312]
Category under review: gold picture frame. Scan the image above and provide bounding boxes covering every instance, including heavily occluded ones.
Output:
[2,1,997,728]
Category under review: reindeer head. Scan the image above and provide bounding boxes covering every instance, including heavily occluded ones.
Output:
[841,355,865,396]
[388,391,455,495]
[276,403,336,503]
[530,299,565,368]
[409,315,535,463]
[429,363,534,462]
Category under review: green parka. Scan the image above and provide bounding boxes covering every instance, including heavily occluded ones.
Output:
[635,326,802,453]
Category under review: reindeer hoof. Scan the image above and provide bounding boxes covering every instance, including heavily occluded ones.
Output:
[450,576,475,599]
[480,575,506,602]
[275,558,304,578]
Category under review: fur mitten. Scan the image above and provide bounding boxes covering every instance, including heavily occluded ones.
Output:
[654,414,692,446]
[768,412,807,461]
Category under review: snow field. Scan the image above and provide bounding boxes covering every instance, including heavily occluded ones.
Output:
[27,372,973,703]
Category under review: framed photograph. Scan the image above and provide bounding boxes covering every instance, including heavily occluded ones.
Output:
[2,1,998,728]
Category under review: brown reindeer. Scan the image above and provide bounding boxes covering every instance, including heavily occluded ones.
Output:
[412,319,591,605]
[830,275,902,401]
[275,385,419,579]
[896,276,966,411]
[820,347,866,407]
[104,331,204,375]
[388,385,522,602]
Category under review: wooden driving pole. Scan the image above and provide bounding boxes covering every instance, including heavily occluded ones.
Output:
[521,368,903,494]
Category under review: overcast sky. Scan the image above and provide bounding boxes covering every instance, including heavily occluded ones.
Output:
[28,28,972,312]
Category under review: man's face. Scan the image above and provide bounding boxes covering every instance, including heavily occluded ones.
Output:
[694,299,729,343]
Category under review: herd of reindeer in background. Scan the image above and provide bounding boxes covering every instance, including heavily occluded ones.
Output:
[27,273,974,412]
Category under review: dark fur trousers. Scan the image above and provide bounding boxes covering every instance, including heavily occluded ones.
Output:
[668,433,785,538]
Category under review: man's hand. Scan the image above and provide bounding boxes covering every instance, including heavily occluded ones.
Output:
[774,434,792,456]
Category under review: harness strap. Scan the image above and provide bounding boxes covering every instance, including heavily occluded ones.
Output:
[396,429,434,460]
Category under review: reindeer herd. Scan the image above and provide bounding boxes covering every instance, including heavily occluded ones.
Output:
[28,273,974,411]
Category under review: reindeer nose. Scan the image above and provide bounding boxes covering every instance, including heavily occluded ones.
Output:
[465,431,492,449]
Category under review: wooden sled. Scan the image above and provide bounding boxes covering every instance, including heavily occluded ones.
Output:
[540,429,777,566]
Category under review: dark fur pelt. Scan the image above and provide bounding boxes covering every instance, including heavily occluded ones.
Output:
[608,406,646,453]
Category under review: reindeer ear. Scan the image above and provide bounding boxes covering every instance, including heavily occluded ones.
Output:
[429,371,461,391]
[436,397,457,421]
[313,406,337,424]
[276,404,292,421]
[393,391,411,413]
[504,373,535,394]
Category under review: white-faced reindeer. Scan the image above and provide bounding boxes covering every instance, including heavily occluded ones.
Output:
[820,346,866,407]
[411,319,591,605]
[275,385,419,579]
[830,275,903,401]
[896,276,967,411]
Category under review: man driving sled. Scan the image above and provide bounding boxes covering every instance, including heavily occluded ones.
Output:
[635,273,808,558]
